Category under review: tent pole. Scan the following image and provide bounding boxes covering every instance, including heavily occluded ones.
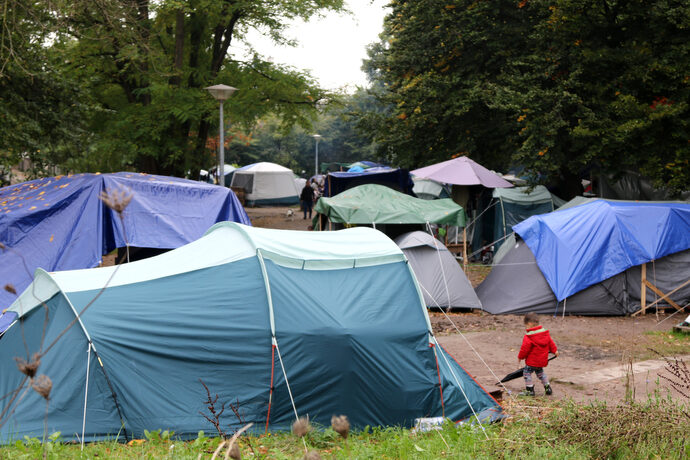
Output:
[640,263,647,315]
[81,342,92,451]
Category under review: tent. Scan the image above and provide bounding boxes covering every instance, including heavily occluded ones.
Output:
[0,173,250,315]
[490,186,565,250]
[478,200,690,315]
[492,196,594,265]
[314,184,466,229]
[323,167,414,197]
[0,223,500,442]
[294,177,307,192]
[412,177,450,200]
[478,239,690,316]
[395,231,481,310]
[230,162,300,206]
[206,164,237,187]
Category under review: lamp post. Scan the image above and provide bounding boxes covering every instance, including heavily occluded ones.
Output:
[204,84,237,186]
[312,134,322,177]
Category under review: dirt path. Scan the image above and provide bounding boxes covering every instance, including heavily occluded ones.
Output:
[433,312,688,404]
[246,206,690,405]
[245,205,309,231]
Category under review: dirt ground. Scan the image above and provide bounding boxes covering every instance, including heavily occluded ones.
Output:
[246,206,690,405]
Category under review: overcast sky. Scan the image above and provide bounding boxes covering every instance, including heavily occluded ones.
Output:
[232,0,389,92]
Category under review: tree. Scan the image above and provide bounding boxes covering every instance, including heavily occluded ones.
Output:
[358,0,531,171]
[228,91,383,177]
[509,0,690,195]
[1,0,345,178]
[0,1,92,178]
[360,0,690,196]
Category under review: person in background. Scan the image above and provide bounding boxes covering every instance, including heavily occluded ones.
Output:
[300,182,315,220]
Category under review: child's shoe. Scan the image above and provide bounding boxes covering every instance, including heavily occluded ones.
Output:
[519,386,535,397]
[544,383,553,395]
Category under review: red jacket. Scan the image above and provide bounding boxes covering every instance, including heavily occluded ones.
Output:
[518,325,557,367]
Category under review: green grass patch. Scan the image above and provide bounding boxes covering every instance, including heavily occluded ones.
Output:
[2,398,688,459]
[641,330,690,357]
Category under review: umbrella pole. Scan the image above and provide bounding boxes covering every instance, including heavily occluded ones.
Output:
[463,226,468,273]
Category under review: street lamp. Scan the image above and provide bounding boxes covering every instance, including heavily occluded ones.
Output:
[204,84,238,186]
[312,134,322,177]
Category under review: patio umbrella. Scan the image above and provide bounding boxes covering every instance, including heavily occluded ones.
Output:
[411,156,513,188]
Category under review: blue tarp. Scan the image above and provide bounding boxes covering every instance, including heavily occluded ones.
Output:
[514,200,690,301]
[0,172,250,312]
[324,167,415,197]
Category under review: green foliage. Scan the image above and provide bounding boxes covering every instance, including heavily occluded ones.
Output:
[228,91,384,177]
[1,0,345,178]
[0,2,93,179]
[1,399,688,458]
[361,0,690,196]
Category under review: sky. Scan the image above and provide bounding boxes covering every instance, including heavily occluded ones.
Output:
[232,0,389,92]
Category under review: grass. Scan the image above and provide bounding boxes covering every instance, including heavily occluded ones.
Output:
[2,398,688,459]
[641,330,690,358]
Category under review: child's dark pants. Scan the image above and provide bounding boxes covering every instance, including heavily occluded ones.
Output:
[523,366,549,386]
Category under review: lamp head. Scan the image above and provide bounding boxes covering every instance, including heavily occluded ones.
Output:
[204,84,238,101]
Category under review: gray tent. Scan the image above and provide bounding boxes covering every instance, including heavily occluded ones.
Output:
[477,237,690,316]
[395,231,482,310]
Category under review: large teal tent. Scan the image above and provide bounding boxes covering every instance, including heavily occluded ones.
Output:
[0,223,499,443]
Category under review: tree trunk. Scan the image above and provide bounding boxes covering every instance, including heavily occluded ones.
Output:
[170,9,185,87]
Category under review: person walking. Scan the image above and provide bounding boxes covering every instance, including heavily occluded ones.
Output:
[300,182,315,220]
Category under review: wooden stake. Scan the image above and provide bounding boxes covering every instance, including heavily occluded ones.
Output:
[632,278,690,315]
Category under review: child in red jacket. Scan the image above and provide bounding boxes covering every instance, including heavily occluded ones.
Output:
[518,312,559,396]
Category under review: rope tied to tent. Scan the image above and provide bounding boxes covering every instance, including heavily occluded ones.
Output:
[425,222,453,310]
[256,249,308,454]
[420,222,515,399]
[418,282,517,402]
[431,335,489,440]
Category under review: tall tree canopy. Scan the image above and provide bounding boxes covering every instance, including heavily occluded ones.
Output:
[1,0,344,178]
[361,0,690,196]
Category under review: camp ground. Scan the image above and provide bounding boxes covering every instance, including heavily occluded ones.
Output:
[478,199,690,316]
[0,223,501,442]
[0,173,250,319]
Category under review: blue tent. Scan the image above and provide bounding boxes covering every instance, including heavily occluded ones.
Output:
[0,173,250,314]
[514,200,690,301]
[324,167,415,197]
[0,223,500,442]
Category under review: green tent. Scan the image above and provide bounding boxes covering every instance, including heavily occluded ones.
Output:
[314,184,466,227]
[491,185,565,247]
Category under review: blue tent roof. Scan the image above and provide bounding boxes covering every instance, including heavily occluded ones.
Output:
[514,200,690,301]
[0,172,250,311]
